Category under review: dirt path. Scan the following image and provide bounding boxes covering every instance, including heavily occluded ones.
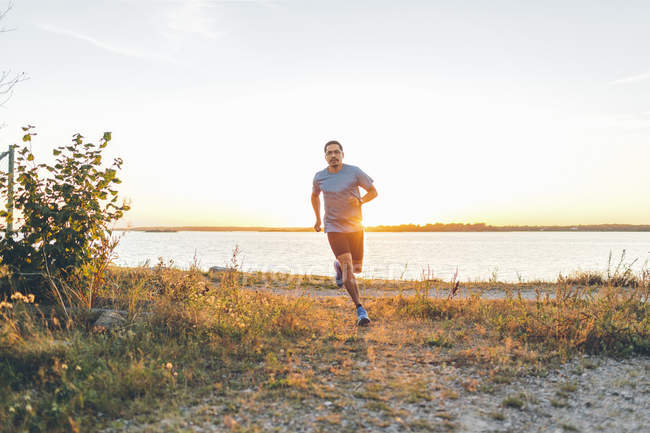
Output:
[252,285,549,300]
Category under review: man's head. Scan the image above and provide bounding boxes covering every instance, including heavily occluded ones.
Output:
[324,140,343,168]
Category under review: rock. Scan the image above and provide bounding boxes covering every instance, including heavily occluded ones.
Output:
[93,310,125,332]
[209,266,229,272]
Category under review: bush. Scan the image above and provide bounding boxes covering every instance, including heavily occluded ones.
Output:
[0,126,129,303]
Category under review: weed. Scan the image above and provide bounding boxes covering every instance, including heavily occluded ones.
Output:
[353,390,384,401]
[363,400,396,416]
[316,413,341,426]
[441,388,459,400]
[398,379,433,403]
[558,381,577,393]
[489,411,506,420]
[558,250,647,288]
[489,267,499,284]
[436,411,455,421]
[425,333,453,348]
[502,395,525,409]
[409,418,441,432]
[550,398,569,408]
[581,359,599,370]
[491,375,512,384]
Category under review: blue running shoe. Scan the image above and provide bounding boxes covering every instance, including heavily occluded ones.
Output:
[356,305,370,326]
[333,261,344,288]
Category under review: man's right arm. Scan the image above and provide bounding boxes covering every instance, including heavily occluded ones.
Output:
[311,193,322,232]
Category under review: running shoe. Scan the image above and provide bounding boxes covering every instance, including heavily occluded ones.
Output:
[333,260,344,288]
[356,305,370,326]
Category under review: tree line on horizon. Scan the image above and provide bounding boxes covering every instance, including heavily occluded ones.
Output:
[366,223,650,232]
[124,223,650,232]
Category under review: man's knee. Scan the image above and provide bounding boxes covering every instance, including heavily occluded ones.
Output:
[343,274,356,288]
[337,254,354,276]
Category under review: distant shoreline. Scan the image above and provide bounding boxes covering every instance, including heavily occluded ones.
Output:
[116,223,650,232]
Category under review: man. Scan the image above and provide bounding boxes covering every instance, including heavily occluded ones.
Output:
[311,140,378,326]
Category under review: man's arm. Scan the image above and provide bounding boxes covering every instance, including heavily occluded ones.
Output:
[360,185,378,205]
[311,192,322,232]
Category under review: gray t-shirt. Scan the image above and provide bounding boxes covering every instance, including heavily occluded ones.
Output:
[312,164,374,233]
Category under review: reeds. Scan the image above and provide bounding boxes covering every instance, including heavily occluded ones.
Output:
[558,250,647,288]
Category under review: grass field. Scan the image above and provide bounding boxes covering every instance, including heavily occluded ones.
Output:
[1,262,648,432]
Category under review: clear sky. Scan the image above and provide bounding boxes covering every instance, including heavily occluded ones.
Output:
[1,0,649,227]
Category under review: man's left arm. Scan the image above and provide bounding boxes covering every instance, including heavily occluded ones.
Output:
[356,167,377,205]
[359,185,377,205]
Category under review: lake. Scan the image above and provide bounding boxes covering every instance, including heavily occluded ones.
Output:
[113,231,650,283]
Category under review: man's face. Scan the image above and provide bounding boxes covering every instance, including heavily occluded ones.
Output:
[325,144,343,167]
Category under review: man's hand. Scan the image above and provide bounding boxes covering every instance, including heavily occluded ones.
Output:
[311,193,322,232]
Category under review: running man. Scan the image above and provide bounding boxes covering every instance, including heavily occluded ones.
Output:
[311,140,378,325]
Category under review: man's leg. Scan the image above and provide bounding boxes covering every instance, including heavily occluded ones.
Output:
[328,232,369,325]
[336,252,361,306]
[350,230,364,275]
[348,231,370,324]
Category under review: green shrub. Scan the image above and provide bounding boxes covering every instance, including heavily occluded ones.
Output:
[0,127,129,303]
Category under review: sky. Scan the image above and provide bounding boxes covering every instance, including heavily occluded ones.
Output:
[1,0,649,228]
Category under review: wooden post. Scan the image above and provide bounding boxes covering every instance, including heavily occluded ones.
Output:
[7,146,13,236]
[1,146,14,237]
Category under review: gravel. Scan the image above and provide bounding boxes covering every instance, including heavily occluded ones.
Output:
[102,355,649,433]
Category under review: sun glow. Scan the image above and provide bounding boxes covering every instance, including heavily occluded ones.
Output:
[3,2,649,228]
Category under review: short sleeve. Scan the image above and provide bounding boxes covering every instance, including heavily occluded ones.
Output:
[312,174,321,195]
[356,167,374,190]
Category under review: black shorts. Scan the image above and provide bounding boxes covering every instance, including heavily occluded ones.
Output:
[327,231,364,264]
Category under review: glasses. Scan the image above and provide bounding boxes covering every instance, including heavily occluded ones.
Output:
[326,150,341,156]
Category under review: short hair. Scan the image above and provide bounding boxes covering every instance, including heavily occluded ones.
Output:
[324,140,343,153]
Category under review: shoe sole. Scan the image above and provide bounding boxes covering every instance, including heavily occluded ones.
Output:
[357,317,370,326]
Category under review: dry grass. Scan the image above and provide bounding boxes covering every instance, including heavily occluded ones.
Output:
[0,262,648,432]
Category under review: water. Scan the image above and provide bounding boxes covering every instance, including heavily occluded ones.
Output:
[113,231,650,283]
